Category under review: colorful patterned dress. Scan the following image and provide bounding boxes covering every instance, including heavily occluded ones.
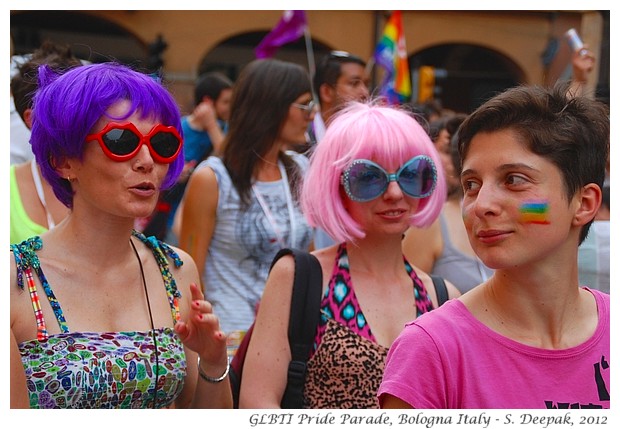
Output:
[10,231,187,409]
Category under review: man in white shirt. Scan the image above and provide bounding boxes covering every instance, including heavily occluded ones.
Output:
[309,51,370,145]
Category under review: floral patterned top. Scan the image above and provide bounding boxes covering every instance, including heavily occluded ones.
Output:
[10,231,187,409]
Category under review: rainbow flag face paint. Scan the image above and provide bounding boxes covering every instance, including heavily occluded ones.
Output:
[519,200,550,224]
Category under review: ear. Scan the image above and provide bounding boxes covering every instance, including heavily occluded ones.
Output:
[23,108,33,129]
[319,83,336,106]
[572,183,602,227]
[53,155,79,182]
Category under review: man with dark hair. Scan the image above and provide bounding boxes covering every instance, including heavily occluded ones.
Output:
[309,50,369,145]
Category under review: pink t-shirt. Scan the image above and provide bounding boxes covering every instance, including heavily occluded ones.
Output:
[378,288,610,409]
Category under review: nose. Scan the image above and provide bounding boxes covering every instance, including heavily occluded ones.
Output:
[359,84,370,100]
[470,183,501,218]
[132,142,155,172]
[383,178,404,201]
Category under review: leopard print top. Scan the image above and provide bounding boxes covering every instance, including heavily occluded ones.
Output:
[303,243,434,408]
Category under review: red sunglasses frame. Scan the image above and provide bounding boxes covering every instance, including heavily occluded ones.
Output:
[86,122,183,164]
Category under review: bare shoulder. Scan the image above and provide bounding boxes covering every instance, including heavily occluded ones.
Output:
[311,245,339,287]
[183,166,219,212]
[266,252,296,286]
[168,245,199,273]
[188,164,218,188]
[166,244,201,292]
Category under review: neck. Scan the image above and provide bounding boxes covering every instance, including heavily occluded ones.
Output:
[345,235,405,275]
[254,149,283,181]
[475,275,592,349]
[47,208,137,263]
[321,109,335,125]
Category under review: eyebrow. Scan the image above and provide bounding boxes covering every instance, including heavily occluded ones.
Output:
[461,162,538,178]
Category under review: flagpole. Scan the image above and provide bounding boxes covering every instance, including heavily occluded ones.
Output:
[369,10,383,92]
[303,27,317,98]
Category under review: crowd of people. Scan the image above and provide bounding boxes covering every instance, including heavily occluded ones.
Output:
[10,38,609,410]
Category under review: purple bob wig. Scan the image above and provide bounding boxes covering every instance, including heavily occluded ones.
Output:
[30,62,184,208]
[301,101,447,243]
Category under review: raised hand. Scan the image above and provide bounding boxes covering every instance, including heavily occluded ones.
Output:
[174,283,228,367]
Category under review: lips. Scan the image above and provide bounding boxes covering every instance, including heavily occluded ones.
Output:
[129,181,157,197]
[132,181,155,191]
[476,229,511,244]
[378,209,407,219]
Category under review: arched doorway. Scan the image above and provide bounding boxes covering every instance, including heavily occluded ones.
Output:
[197,31,332,83]
[10,11,147,68]
[411,43,525,113]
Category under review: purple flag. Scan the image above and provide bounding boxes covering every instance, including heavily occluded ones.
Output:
[255,11,307,58]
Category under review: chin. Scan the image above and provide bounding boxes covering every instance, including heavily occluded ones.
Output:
[378,224,410,237]
[129,202,159,220]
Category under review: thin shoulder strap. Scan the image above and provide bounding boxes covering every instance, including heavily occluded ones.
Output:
[431,275,449,307]
[11,237,69,339]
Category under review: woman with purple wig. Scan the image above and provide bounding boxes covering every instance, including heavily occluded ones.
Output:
[10,62,231,409]
[239,101,460,408]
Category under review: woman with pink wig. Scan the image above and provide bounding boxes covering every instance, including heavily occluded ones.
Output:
[239,101,460,408]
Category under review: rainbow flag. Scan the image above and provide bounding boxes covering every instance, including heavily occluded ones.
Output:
[519,201,550,224]
[373,11,412,104]
[255,11,307,59]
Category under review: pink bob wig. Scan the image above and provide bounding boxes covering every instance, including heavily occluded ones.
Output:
[301,101,446,243]
[30,62,184,208]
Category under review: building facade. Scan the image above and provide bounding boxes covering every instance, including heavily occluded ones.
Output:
[10,10,609,114]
